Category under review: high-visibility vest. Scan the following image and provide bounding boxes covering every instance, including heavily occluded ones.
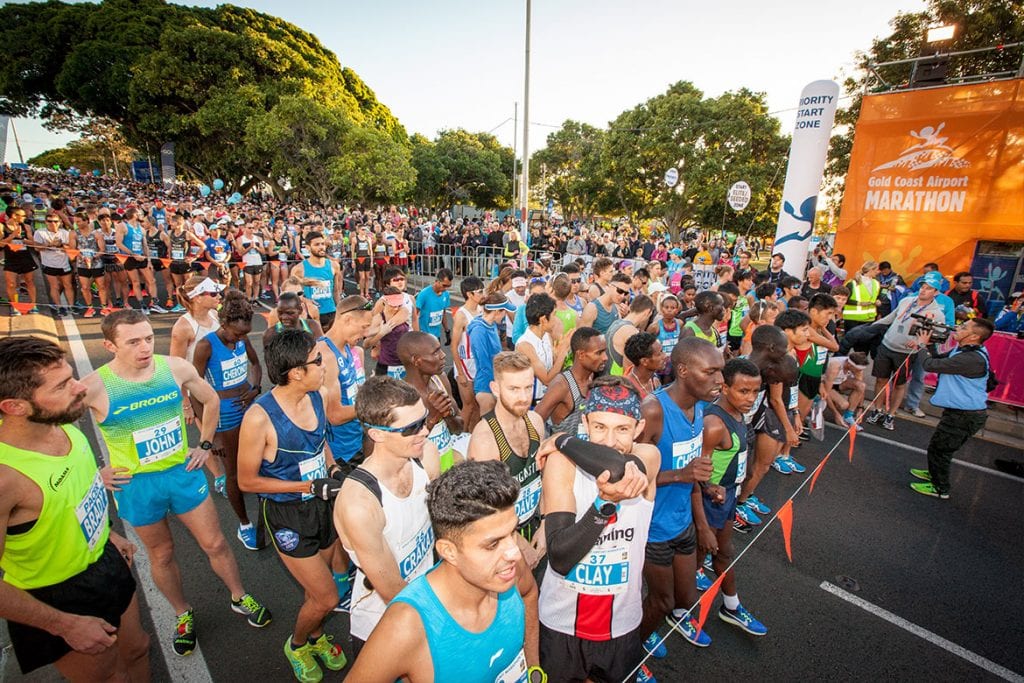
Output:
[843,278,880,321]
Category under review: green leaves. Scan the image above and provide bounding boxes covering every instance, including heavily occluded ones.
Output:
[411,130,514,209]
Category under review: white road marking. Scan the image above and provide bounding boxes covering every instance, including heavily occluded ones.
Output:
[824,423,1022,484]
[62,317,214,682]
[820,581,1024,682]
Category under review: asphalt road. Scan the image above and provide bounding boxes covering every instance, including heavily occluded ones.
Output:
[4,298,1023,683]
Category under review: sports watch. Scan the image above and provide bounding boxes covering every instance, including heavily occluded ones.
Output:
[199,440,214,451]
[593,496,619,517]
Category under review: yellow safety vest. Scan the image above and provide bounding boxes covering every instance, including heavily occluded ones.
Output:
[843,278,880,322]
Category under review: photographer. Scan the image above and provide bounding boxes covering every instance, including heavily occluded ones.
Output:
[909,318,996,499]
[865,271,946,432]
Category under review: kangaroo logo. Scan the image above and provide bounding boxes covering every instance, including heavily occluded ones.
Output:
[774,196,817,246]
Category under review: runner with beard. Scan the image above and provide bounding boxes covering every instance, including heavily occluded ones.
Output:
[0,338,149,682]
[291,231,342,332]
[399,331,465,472]
[637,337,719,656]
[467,351,545,668]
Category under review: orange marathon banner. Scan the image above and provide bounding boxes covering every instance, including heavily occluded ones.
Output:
[835,79,1024,279]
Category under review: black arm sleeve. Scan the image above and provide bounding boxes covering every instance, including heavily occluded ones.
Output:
[544,510,610,576]
[554,434,647,482]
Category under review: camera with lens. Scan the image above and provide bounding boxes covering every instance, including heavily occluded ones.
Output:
[909,313,954,344]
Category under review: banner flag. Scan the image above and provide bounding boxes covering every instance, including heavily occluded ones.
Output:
[696,571,726,636]
[778,500,794,562]
[771,80,839,279]
[848,424,858,462]
[809,453,830,494]
[160,143,176,187]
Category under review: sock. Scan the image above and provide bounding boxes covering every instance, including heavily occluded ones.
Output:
[723,593,740,610]
[843,410,854,420]
[671,608,687,620]
[307,634,322,645]
[239,522,253,530]
[291,639,305,651]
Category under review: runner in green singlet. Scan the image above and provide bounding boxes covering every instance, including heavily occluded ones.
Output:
[82,309,271,657]
[0,337,149,682]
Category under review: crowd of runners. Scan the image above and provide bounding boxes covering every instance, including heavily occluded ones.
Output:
[0,167,1008,683]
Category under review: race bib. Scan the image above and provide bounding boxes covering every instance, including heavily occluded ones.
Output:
[429,310,444,328]
[298,450,327,501]
[171,248,185,260]
[735,449,748,484]
[76,471,109,551]
[566,544,630,595]
[787,386,799,411]
[671,434,701,470]
[397,519,435,579]
[494,649,528,683]
[134,416,184,467]
[301,247,311,258]
[220,353,248,388]
[816,346,829,365]
[514,477,541,524]
[745,390,766,420]
[310,280,331,301]
[79,248,96,259]
[387,365,407,381]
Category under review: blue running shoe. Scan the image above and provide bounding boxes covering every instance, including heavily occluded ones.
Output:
[642,631,667,659]
[784,455,806,473]
[718,604,768,636]
[636,664,657,683]
[746,495,771,515]
[771,456,793,474]
[237,524,259,551]
[696,568,713,592]
[702,553,715,572]
[735,501,762,526]
[665,613,712,648]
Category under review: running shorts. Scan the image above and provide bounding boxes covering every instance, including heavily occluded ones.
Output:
[7,540,136,674]
[169,261,191,275]
[645,523,696,566]
[261,496,336,559]
[42,265,71,277]
[539,624,644,683]
[123,257,148,272]
[113,462,209,527]
[798,373,822,399]
[872,345,914,386]
[702,486,738,530]
[78,266,105,279]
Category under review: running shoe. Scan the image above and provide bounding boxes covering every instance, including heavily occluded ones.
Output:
[237,523,259,551]
[636,664,657,683]
[735,501,762,525]
[28,307,40,314]
[151,303,167,314]
[100,306,114,316]
[165,298,176,310]
[902,406,926,418]
[771,456,793,475]
[141,305,151,315]
[702,553,715,572]
[784,455,806,474]
[171,303,186,313]
[718,604,768,636]
[83,307,96,318]
[308,634,347,671]
[664,613,712,648]
[115,298,124,308]
[696,568,713,592]
[882,414,896,431]
[798,430,810,441]
[172,609,197,656]
[842,410,856,426]
[909,468,931,481]
[865,409,883,424]
[231,593,271,627]
[733,515,754,533]
[214,475,227,498]
[57,307,70,318]
[746,495,771,515]
[910,482,949,499]
[284,638,322,683]
[9,307,21,317]
[642,631,667,659]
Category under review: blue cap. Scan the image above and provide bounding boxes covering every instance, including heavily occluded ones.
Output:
[670,248,684,257]
[921,271,944,290]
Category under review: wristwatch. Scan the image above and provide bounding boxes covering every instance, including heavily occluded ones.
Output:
[199,440,214,451]
[593,496,619,518]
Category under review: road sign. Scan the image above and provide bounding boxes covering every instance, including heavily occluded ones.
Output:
[727,181,751,211]
[664,167,679,188]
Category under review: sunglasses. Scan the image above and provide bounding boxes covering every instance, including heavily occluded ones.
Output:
[293,352,323,370]
[45,219,61,224]
[339,299,374,313]
[201,291,222,298]
[613,286,630,296]
[366,411,429,437]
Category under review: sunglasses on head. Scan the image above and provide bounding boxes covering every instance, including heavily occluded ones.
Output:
[366,411,429,437]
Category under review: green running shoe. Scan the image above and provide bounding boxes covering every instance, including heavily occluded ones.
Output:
[172,609,197,656]
[909,468,931,481]
[910,482,949,499]
[231,593,272,627]
[308,633,347,671]
[284,638,322,683]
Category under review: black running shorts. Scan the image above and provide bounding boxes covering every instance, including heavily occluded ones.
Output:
[7,540,136,674]
[540,624,644,683]
[261,496,336,559]
[644,523,697,566]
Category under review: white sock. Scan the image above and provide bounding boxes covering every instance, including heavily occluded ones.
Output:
[723,593,740,610]
[239,522,253,530]
[671,608,687,620]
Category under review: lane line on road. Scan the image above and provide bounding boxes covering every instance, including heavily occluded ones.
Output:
[824,424,1022,484]
[819,581,1024,682]
[62,316,215,683]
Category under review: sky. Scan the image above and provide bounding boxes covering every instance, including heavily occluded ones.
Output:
[4,0,929,163]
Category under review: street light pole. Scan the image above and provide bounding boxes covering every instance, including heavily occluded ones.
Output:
[519,0,531,231]
[512,101,518,213]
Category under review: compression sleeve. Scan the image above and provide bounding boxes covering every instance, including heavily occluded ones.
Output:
[553,434,647,482]
[545,509,609,576]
